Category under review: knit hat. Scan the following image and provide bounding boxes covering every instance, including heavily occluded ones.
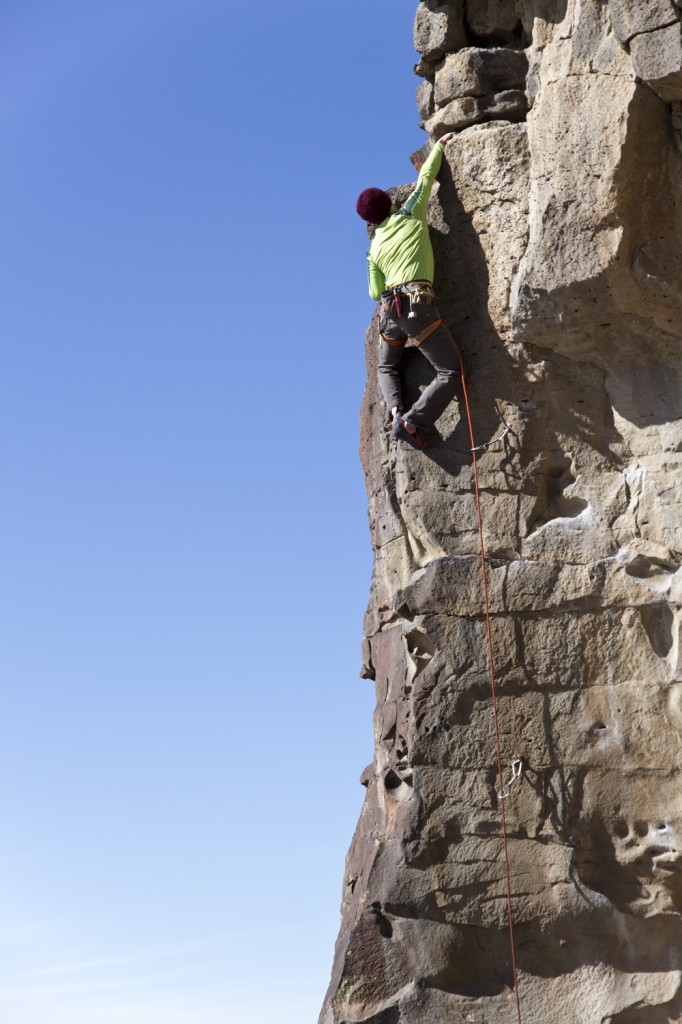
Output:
[356,187,392,224]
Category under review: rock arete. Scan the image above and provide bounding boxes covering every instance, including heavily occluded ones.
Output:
[321,2,682,1022]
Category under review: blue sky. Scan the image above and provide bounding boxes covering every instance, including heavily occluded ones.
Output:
[0,1,422,1020]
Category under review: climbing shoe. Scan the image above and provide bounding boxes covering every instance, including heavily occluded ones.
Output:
[392,415,429,450]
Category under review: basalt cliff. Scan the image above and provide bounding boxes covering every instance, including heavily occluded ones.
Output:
[321,2,682,1022]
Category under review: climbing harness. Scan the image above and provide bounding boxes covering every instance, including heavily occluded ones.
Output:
[379,281,443,347]
[381,280,436,320]
[458,347,524,1024]
[498,756,524,801]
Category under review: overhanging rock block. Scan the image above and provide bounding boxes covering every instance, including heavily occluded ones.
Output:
[424,89,528,135]
[413,0,467,65]
[434,47,528,106]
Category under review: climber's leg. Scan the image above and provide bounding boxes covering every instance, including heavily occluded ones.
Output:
[404,318,460,429]
[378,333,407,419]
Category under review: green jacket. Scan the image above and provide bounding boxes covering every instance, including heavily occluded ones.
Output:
[366,142,444,301]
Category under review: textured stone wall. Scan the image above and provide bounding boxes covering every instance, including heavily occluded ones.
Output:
[321,2,682,1022]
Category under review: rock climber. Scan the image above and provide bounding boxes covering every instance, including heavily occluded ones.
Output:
[356,133,460,450]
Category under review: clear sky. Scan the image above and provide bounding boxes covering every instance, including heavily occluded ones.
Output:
[0,1,422,1021]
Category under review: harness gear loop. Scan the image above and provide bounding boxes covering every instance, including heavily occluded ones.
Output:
[458,347,523,1024]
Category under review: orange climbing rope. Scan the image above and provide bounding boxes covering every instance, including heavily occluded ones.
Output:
[457,350,523,1024]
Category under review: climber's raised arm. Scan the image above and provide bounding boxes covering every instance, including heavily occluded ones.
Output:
[401,133,456,221]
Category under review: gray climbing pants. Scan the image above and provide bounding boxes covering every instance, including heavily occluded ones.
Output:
[378,288,460,428]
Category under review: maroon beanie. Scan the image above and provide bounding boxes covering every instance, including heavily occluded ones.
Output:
[356,187,392,224]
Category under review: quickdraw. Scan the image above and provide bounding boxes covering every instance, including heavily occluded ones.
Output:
[498,756,524,801]
[471,421,513,454]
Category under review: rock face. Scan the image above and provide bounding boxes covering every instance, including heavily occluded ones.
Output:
[320,2,682,1022]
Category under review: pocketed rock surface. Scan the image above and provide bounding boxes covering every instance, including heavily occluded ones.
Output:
[320,2,682,1022]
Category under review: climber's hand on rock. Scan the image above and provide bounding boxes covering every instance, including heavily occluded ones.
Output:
[439,132,456,145]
